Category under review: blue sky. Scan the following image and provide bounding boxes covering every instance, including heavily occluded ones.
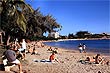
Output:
[25,0,109,36]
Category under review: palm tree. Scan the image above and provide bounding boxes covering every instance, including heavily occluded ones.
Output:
[44,14,61,33]
[1,0,33,45]
[1,0,61,43]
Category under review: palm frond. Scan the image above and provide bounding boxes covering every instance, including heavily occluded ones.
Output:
[16,10,26,32]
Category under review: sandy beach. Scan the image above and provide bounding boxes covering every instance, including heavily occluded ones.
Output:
[0,41,110,73]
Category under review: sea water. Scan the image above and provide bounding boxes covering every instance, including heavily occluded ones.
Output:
[44,39,110,56]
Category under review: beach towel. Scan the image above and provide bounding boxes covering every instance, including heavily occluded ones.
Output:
[79,60,95,64]
[33,59,52,63]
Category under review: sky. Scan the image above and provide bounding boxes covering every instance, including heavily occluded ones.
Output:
[25,0,109,36]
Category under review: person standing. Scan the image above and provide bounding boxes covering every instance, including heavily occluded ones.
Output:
[83,43,86,53]
[21,39,26,60]
[78,43,83,53]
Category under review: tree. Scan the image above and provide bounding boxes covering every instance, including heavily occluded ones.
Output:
[68,33,74,39]
[25,8,61,38]
[1,0,33,45]
[1,0,61,44]
[75,31,91,38]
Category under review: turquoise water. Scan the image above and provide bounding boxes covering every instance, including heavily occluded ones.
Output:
[44,39,110,56]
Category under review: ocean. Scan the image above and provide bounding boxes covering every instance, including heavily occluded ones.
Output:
[44,39,110,56]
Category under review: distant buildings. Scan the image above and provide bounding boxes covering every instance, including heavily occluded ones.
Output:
[48,31,110,39]
[101,33,110,38]
[48,32,59,38]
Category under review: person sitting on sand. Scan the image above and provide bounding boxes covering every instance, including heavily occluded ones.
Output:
[47,47,53,51]
[49,52,59,63]
[18,44,26,60]
[4,45,23,73]
[31,45,38,55]
[41,42,45,48]
[27,45,33,54]
[52,47,58,54]
[93,54,102,64]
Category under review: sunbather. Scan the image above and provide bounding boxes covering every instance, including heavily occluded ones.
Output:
[49,52,59,63]
[47,47,53,51]
[83,54,109,65]
[93,54,102,64]
[52,47,58,54]
[31,48,38,55]
[27,45,33,54]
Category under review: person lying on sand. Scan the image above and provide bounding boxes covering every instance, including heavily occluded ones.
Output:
[81,54,109,65]
[84,54,102,64]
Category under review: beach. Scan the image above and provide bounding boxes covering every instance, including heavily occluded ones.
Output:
[1,0,109,73]
[0,41,110,73]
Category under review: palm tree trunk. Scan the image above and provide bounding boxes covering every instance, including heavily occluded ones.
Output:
[6,35,10,45]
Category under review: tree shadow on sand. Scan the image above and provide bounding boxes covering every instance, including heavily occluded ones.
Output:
[0,64,5,71]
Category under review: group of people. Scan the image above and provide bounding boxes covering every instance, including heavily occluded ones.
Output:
[78,43,86,53]
[26,41,45,55]
[82,54,109,65]
[85,54,103,64]
[26,45,38,55]
[47,47,58,54]
[2,40,109,73]
[2,39,27,73]
[48,47,59,63]
[4,39,46,66]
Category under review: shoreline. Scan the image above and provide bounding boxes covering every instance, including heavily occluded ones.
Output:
[31,40,110,59]
[28,41,110,73]
[44,44,110,57]
[43,40,110,56]
[58,38,110,41]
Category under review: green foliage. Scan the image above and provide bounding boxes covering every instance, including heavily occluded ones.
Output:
[25,7,61,38]
[66,31,110,39]
[1,0,28,32]
[75,31,91,38]
[68,33,74,39]
[17,11,26,32]
[0,0,61,42]
[27,36,58,41]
